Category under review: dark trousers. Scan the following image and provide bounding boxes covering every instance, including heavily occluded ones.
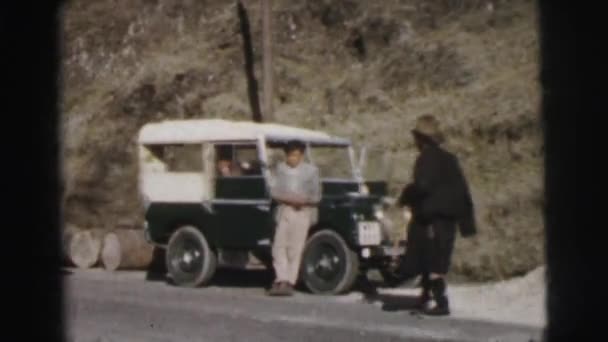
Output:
[418,219,456,308]
[423,219,456,275]
[400,218,456,279]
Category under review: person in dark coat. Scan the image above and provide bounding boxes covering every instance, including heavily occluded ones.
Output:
[396,114,477,316]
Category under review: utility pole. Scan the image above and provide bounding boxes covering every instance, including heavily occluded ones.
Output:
[261,0,274,121]
[237,0,262,122]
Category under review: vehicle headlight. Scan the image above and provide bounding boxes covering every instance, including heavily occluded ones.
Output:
[361,248,371,259]
[373,204,385,220]
[357,221,382,246]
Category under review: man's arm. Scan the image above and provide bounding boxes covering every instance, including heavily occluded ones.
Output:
[398,183,421,207]
[398,153,435,207]
[454,157,477,237]
[270,180,299,205]
[411,151,439,196]
[272,192,303,206]
[268,163,306,206]
[268,164,289,203]
[274,165,321,208]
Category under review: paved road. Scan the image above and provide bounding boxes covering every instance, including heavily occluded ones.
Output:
[65,268,543,342]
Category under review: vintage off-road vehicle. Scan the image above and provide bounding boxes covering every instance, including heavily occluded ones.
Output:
[138,119,406,294]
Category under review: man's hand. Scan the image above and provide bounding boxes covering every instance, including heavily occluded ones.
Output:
[275,195,311,209]
[402,207,413,222]
[290,197,314,210]
[281,198,304,209]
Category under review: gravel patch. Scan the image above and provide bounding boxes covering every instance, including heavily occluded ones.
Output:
[357,266,547,327]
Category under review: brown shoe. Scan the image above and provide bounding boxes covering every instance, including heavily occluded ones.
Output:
[274,282,294,296]
[273,282,295,296]
[267,282,283,296]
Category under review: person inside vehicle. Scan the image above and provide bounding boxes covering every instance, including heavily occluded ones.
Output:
[396,114,477,316]
[216,146,242,177]
[217,158,232,177]
[267,140,322,297]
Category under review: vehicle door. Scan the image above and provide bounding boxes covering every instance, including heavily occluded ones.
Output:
[212,142,274,249]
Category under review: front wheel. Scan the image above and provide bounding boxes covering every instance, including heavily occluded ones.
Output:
[166,226,217,287]
[300,230,359,295]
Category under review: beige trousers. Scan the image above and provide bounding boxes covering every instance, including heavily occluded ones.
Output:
[272,205,313,284]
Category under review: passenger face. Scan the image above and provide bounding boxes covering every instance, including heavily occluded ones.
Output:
[217,159,231,175]
[285,149,304,168]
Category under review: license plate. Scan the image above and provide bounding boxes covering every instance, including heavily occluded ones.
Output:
[358,221,381,246]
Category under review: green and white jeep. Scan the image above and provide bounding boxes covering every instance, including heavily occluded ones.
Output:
[138,119,406,295]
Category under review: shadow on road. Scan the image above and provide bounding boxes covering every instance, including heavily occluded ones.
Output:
[142,247,275,288]
[355,276,423,312]
[145,247,168,282]
[210,268,274,289]
[374,294,422,312]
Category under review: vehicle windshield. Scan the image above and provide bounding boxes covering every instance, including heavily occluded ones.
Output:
[266,144,354,180]
[357,146,395,182]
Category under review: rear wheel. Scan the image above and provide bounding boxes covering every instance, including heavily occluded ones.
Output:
[300,230,359,295]
[166,226,217,287]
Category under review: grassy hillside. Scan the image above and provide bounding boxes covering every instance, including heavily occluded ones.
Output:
[60,0,542,281]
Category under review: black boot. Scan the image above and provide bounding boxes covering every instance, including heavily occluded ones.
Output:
[423,278,450,316]
[414,275,432,310]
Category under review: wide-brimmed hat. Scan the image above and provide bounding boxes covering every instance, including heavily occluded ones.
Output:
[412,114,444,144]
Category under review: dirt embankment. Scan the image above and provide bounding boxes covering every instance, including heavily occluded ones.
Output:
[61,0,542,281]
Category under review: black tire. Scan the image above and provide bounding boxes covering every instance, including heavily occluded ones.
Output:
[166,226,217,287]
[300,230,360,295]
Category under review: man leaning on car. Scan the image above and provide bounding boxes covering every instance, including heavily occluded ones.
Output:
[267,140,322,296]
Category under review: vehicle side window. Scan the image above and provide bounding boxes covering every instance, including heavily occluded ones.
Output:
[308,146,352,179]
[163,144,203,172]
[215,144,262,177]
[234,146,262,176]
[266,148,284,170]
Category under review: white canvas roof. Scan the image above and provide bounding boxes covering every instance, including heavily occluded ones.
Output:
[137,119,350,146]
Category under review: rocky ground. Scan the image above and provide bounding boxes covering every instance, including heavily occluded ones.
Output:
[360,266,546,327]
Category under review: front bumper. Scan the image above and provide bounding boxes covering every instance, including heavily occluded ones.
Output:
[359,243,406,259]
